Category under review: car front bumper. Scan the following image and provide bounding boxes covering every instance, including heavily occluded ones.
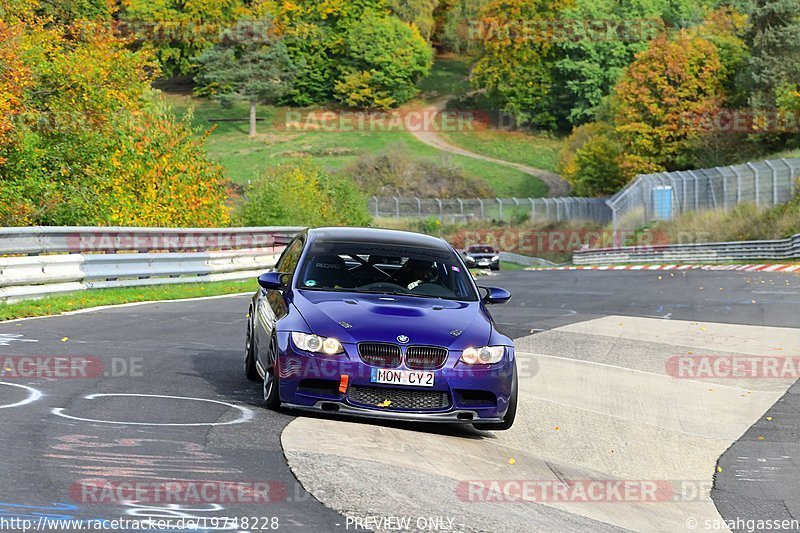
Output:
[275,334,515,423]
[466,258,500,269]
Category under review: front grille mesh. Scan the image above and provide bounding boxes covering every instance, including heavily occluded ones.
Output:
[405,346,448,369]
[358,343,401,368]
[349,386,451,410]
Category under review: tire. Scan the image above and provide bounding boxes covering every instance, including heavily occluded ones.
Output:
[244,309,260,382]
[473,371,517,431]
[491,264,500,271]
[262,335,281,410]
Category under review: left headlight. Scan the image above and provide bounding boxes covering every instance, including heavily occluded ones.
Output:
[291,332,344,355]
[460,346,505,365]
[491,255,500,261]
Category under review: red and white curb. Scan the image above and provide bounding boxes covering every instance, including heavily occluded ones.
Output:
[527,264,800,273]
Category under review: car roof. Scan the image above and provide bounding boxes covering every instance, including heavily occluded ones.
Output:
[307,227,451,251]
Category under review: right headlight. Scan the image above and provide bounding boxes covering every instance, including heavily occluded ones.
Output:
[291,332,343,355]
[460,346,505,365]
[465,256,476,263]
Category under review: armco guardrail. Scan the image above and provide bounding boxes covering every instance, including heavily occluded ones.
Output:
[573,234,800,265]
[0,227,304,302]
[499,252,557,268]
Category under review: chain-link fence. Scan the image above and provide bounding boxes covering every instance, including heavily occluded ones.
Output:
[608,158,800,237]
[370,196,612,224]
[371,158,800,234]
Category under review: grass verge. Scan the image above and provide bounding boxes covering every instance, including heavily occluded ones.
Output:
[164,68,546,198]
[0,279,256,321]
[440,128,563,174]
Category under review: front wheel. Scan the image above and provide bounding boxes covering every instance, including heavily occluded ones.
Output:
[263,335,281,409]
[473,371,517,431]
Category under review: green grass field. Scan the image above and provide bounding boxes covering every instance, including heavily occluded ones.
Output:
[166,94,546,197]
[440,128,563,174]
[0,280,256,322]
[164,56,559,198]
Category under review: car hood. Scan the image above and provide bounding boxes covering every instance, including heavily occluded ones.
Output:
[467,253,497,259]
[292,290,492,349]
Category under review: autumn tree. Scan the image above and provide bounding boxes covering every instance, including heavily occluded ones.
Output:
[613,31,727,171]
[195,23,294,136]
[470,0,571,130]
[745,0,800,111]
[334,9,433,109]
[1,8,230,227]
[256,0,432,109]
[433,0,490,54]
[119,0,246,76]
[389,0,440,40]
[549,0,666,128]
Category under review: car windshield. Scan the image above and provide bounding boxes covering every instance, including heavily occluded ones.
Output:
[468,246,495,254]
[298,241,478,301]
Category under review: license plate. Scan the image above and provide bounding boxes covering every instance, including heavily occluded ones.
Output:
[370,368,435,387]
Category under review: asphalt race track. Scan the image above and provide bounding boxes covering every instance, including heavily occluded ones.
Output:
[1,269,798,533]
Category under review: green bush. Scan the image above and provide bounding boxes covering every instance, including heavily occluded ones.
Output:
[237,160,372,227]
[559,122,629,197]
[344,145,493,198]
[334,10,433,110]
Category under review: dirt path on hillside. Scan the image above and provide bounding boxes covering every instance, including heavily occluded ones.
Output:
[410,99,571,197]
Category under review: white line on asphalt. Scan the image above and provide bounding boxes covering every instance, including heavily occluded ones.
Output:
[51,393,254,426]
[0,382,43,409]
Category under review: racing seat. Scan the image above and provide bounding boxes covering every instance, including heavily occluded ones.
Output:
[303,255,358,289]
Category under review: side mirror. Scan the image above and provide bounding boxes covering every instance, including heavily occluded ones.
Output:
[480,286,512,305]
[258,272,288,291]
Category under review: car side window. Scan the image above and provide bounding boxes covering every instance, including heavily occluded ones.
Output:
[276,238,304,275]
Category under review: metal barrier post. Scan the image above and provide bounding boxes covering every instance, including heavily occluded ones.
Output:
[747,162,760,206]
[718,167,728,209]
[783,159,796,197]
[732,166,743,204]
[765,160,778,206]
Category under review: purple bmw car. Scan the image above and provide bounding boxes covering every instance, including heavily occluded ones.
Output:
[244,227,517,430]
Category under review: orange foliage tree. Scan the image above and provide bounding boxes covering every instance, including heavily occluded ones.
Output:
[0,5,230,227]
[613,30,726,172]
